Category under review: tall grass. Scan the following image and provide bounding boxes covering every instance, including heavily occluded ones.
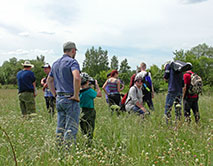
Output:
[0,89,212,166]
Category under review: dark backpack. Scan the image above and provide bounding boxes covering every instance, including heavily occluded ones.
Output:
[142,72,152,95]
[187,72,202,94]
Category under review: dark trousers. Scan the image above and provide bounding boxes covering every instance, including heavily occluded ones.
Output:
[108,94,121,106]
[143,93,154,111]
[184,98,200,123]
[80,108,96,141]
[45,96,56,114]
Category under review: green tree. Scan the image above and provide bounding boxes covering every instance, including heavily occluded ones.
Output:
[119,58,131,73]
[110,55,119,70]
[173,43,213,86]
[0,55,46,87]
[82,47,109,77]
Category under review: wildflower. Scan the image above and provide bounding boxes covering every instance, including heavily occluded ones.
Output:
[195,158,199,163]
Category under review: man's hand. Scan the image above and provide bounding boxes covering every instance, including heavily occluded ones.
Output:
[152,92,154,98]
[68,95,80,102]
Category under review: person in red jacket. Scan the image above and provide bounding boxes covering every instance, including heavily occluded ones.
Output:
[183,70,200,123]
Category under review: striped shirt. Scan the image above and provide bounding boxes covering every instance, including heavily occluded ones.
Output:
[107,79,119,94]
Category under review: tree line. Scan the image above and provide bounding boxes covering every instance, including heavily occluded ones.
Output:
[0,43,212,92]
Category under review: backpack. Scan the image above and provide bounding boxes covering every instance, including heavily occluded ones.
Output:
[142,72,152,95]
[187,72,202,94]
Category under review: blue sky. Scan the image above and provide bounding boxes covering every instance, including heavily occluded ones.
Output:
[0,0,212,70]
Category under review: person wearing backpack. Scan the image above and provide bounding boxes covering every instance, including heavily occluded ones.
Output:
[125,74,148,117]
[136,62,155,111]
[183,70,201,123]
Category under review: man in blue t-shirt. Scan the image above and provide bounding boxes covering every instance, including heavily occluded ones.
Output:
[164,62,184,124]
[41,63,55,115]
[17,61,36,117]
[47,41,81,146]
[79,72,102,143]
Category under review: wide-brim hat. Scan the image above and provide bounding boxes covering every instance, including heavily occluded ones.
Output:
[21,61,34,68]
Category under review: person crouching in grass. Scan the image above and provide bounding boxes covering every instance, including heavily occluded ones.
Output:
[79,73,102,144]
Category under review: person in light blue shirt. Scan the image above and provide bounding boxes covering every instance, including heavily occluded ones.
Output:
[47,41,81,146]
[79,72,102,143]
[41,63,55,115]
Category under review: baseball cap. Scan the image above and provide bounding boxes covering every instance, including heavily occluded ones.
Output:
[42,63,51,68]
[63,41,78,50]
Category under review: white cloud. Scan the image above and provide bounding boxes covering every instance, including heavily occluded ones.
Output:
[18,32,30,37]
[0,0,212,69]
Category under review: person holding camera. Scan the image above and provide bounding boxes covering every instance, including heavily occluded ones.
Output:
[163,62,184,124]
[79,73,102,143]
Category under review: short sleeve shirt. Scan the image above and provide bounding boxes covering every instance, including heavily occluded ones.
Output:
[80,88,97,108]
[184,71,198,98]
[49,54,80,94]
[17,70,36,93]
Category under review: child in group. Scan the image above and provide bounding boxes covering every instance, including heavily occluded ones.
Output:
[79,72,102,143]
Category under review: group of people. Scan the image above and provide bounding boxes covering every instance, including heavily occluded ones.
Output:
[16,41,201,147]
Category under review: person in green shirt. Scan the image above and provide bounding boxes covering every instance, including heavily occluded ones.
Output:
[80,73,102,143]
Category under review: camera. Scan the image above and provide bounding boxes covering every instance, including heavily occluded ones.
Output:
[88,77,96,86]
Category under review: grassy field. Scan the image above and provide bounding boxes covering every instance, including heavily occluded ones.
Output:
[0,89,212,166]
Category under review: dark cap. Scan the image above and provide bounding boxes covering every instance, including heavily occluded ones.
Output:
[42,63,51,68]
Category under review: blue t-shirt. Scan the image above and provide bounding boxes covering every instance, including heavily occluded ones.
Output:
[17,70,36,93]
[164,64,183,93]
[49,54,80,94]
[80,88,97,108]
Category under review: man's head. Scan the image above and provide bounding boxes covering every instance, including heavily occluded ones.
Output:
[80,72,90,87]
[134,74,143,87]
[140,62,146,71]
[21,61,34,70]
[42,63,51,75]
[63,41,77,58]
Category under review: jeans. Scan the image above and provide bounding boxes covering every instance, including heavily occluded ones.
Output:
[56,96,80,145]
[164,92,182,121]
[132,105,145,115]
[44,96,56,114]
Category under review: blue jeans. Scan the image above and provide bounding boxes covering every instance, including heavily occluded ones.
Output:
[56,96,80,145]
[164,92,182,120]
[132,105,145,115]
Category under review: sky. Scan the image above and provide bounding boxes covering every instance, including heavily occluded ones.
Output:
[0,0,212,70]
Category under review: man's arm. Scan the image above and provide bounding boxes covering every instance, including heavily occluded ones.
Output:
[102,80,109,96]
[95,80,102,97]
[47,76,56,97]
[33,82,37,97]
[183,84,187,99]
[70,70,81,102]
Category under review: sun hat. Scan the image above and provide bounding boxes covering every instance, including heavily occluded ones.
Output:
[21,61,34,68]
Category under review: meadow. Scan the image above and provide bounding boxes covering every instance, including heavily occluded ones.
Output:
[0,89,212,166]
